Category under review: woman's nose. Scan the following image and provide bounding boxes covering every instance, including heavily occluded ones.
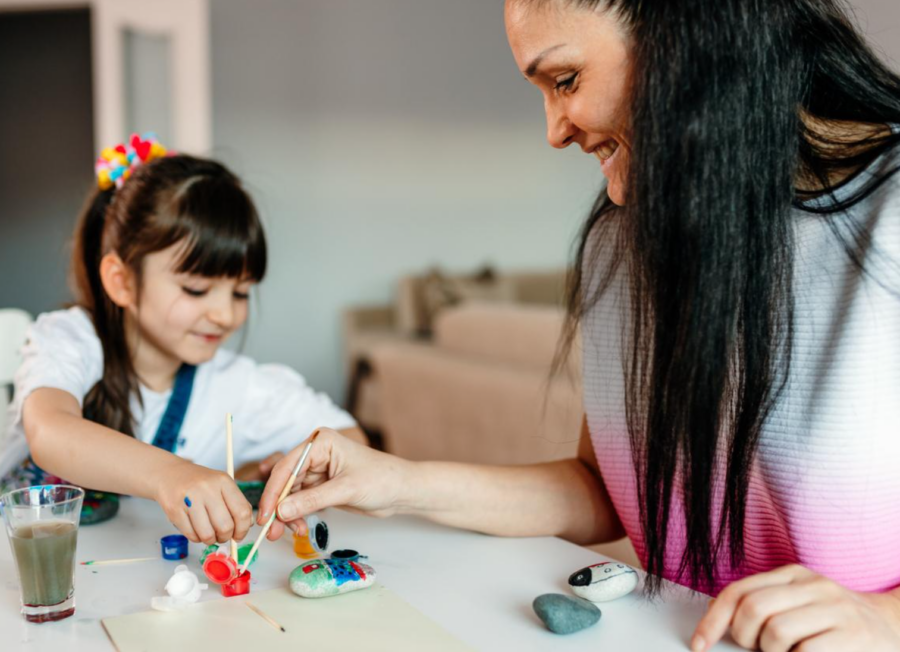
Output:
[545,100,577,149]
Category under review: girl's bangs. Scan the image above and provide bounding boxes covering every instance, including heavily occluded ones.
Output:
[168,175,267,282]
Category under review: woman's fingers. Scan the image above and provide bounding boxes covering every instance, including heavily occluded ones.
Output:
[257,449,302,523]
[757,603,841,652]
[266,516,306,542]
[257,429,334,524]
[729,581,832,649]
[267,519,286,541]
[693,565,811,651]
[276,480,353,523]
[259,451,285,475]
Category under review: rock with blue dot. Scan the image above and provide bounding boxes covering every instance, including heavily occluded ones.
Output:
[289,558,375,598]
[568,561,639,602]
[533,593,601,634]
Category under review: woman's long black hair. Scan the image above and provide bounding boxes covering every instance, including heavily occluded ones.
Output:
[539,0,900,593]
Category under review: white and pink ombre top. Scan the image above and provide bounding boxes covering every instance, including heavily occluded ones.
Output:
[583,148,900,596]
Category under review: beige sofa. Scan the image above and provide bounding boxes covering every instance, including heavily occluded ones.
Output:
[366,303,583,464]
[343,269,582,463]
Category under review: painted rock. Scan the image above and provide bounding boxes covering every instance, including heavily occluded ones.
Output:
[568,562,639,602]
[533,593,601,635]
[289,558,375,598]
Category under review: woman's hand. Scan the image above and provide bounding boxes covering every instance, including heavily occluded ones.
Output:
[155,460,254,546]
[692,565,900,652]
[257,428,412,541]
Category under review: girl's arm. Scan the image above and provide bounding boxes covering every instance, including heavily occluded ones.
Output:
[23,387,253,545]
[260,417,625,546]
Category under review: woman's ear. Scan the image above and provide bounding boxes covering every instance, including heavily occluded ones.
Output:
[99,252,137,309]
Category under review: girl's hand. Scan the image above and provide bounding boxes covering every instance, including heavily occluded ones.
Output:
[155,461,254,545]
[234,452,285,481]
[257,427,411,541]
[692,564,900,652]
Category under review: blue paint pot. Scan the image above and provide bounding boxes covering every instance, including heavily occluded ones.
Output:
[161,534,189,560]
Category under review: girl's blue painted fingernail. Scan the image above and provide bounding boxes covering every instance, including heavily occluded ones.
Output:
[184,496,192,508]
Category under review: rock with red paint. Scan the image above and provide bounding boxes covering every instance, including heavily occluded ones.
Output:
[568,562,639,602]
[289,558,376,598]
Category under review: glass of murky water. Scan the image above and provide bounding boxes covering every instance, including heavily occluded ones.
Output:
[1,485,84,623]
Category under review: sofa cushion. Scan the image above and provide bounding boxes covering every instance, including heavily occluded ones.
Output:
[368,341,581,464]
[433,303,578,374]
[396,269,517,337]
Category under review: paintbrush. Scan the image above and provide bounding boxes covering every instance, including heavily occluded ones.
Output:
[237,430,319,575]
[226,412,238,564]
[80,557,157,566]
[246,602,285,632]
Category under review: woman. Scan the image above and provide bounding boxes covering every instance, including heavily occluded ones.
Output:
[260,1,900,650]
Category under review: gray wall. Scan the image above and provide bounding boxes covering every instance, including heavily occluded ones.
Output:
[855,0,900,71]
[1,0,898,405]
[0,9,94,317]
[210,0,598,401]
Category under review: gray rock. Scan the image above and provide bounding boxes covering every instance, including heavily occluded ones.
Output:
[533,593,601,635]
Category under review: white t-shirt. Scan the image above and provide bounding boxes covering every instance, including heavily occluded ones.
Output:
[1,307,356,476]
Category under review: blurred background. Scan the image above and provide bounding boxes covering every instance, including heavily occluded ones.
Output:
[1,0,898,474]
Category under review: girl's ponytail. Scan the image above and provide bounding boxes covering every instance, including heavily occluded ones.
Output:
[71,187,140,436]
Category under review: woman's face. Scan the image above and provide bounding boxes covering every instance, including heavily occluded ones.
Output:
[505,0,632,205]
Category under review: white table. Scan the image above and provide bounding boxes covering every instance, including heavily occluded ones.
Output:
[1,497,741,651]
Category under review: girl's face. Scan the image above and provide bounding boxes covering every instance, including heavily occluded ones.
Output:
[129,242,254,369]
[504,0,632,205]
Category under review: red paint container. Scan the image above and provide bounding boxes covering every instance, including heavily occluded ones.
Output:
[221,570,251,597]
[202,551,239,585]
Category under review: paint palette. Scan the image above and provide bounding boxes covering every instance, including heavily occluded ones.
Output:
[80,491,120,525]
[237,481,264,509]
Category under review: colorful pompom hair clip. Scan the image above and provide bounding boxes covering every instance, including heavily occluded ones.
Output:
[95,132,169,190]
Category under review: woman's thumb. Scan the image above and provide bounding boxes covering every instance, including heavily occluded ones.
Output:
[276,480,351,521]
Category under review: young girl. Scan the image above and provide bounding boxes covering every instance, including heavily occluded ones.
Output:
[1,134,363,545]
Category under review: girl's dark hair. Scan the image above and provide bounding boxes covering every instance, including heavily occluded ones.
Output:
[71,154,267,437]
[539,0,900,593]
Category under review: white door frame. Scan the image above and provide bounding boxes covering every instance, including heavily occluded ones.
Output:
[0,0,211,154]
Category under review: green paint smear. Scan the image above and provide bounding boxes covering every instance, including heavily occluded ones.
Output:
[238,544,258,567]
[199,543,258,568]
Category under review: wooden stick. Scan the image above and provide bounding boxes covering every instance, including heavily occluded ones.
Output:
[238,431,319,575]
[226,413,238,564]
[80,557,157,566]
[246,602,285,633]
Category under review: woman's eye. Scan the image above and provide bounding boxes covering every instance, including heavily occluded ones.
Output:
[233,291,250,300]
[181,287,208,297]
[555,73,577,92]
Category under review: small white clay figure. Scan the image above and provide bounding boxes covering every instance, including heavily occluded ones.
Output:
[151,565,209,611]
[568,562,639,602]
